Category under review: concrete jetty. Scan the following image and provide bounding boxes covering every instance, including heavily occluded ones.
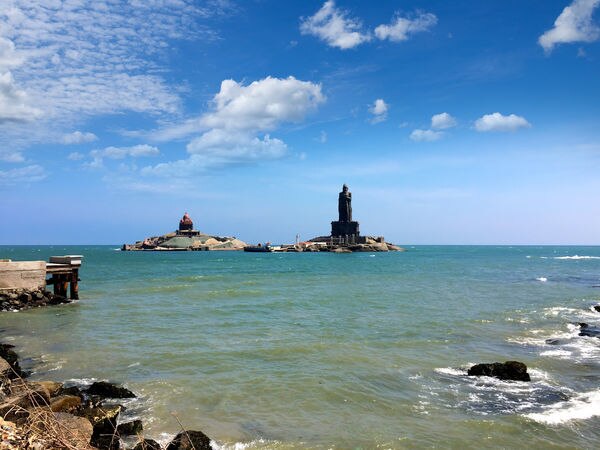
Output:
[0,255,82,300]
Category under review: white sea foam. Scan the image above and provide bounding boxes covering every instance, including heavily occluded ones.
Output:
[525,389,600,425]
[553,255,600,260]
[212,439,276,450]
[435,367,466,376]
[536,277,547,282]
[540,349,572,358]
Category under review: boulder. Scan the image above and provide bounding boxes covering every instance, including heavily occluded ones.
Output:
[92,434,122,450]
[594,305,600,312]
[50,395,82,412]
[8,379,51,402]
[116,419,143,435]
[467,361,531,382]
[81,404,123,449]
[578,322,600,338]
[53,412,94,448]
[167,430,212,450]
[0,343,24,377]
[57,385,84,397]
[133,439,162,450]
[29,381,63,397]
[86,381,136,399]
[0,356,13,380]
[28,409,94,449]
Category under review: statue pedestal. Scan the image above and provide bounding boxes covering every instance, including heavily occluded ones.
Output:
[331,221,360,237]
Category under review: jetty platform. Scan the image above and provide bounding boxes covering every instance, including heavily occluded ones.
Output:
[0,255,83,300]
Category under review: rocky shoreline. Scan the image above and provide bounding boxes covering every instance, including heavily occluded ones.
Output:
[0,291,216,450]
[0,288,71,312]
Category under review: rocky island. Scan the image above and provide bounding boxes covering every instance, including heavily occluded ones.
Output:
[121,213,246,251]
[303,184,404,252]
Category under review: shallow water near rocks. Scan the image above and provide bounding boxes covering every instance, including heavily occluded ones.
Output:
[0,245,599,448]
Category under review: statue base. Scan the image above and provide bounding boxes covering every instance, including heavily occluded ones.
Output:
[331,221,360,237]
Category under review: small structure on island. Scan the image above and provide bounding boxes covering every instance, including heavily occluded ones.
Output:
[179,212,194,232]
[122,212,246,251]
[307,184,403,252]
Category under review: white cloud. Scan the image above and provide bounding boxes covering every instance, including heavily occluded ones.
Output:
[474,112,531,132]
[187,130,286,159]
[431,112,457,129]
[0,71,41,123]
[0,38,22,71]
[410,129,443,142]
[62,131,98,145]
[369,98,389,124]
[0,0,232,154]
[0,151,25,163]
[67,152,85,161]
[143,76,324,176]
[319,130,327,143]
[201,77,324,132]
[0,164,45,185]
[375,12,438,42]
[300,1,371,49]
[539,0,600,52]
[144,133,287,177]
[87,144,159,168]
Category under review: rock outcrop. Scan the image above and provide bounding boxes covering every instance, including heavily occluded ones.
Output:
[578,322,600,338]
[0,288,70,312]
[467,361,531,381]
[167,430,213,450]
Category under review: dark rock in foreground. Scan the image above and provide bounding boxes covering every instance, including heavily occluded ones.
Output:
[86,380,136,399]
[117,419,143,435]
[467,361,531,381]
[167,430,212,450]
[134,439,162,450]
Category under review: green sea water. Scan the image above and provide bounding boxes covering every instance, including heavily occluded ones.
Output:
[1,246,600,449]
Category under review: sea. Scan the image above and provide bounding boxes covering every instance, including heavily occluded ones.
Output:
[0,245,599,449]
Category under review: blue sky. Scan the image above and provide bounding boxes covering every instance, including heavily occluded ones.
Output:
[1,0,599,245]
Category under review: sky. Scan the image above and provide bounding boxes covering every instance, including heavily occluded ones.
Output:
[1,0,599,245]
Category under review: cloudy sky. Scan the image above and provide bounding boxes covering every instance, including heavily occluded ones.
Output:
[1,0,599,244]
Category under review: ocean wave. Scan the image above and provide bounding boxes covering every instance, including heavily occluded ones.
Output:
[525,389,600,425]
[553,255,600,260]
[536,277,547,282]
[434,367,467,377]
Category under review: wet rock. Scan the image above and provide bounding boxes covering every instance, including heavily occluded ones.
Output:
[0,344,24,377]
[92,434,122,450]
[116,419,143,435]
[86,381,136,399]
[57,385,83,397]
[50,394,82,412]
[18,293,31,303]
[167,430,212,450]
[133,439,162,450]
[467,361,531,382]
[578,322,600,338]
[84,404,122,430]
[593,305,600,312]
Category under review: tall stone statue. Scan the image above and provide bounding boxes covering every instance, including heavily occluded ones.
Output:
[331,184,359,238]
[338,184,352,222]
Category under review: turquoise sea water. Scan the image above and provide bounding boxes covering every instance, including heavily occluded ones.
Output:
[1,246,600,448]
